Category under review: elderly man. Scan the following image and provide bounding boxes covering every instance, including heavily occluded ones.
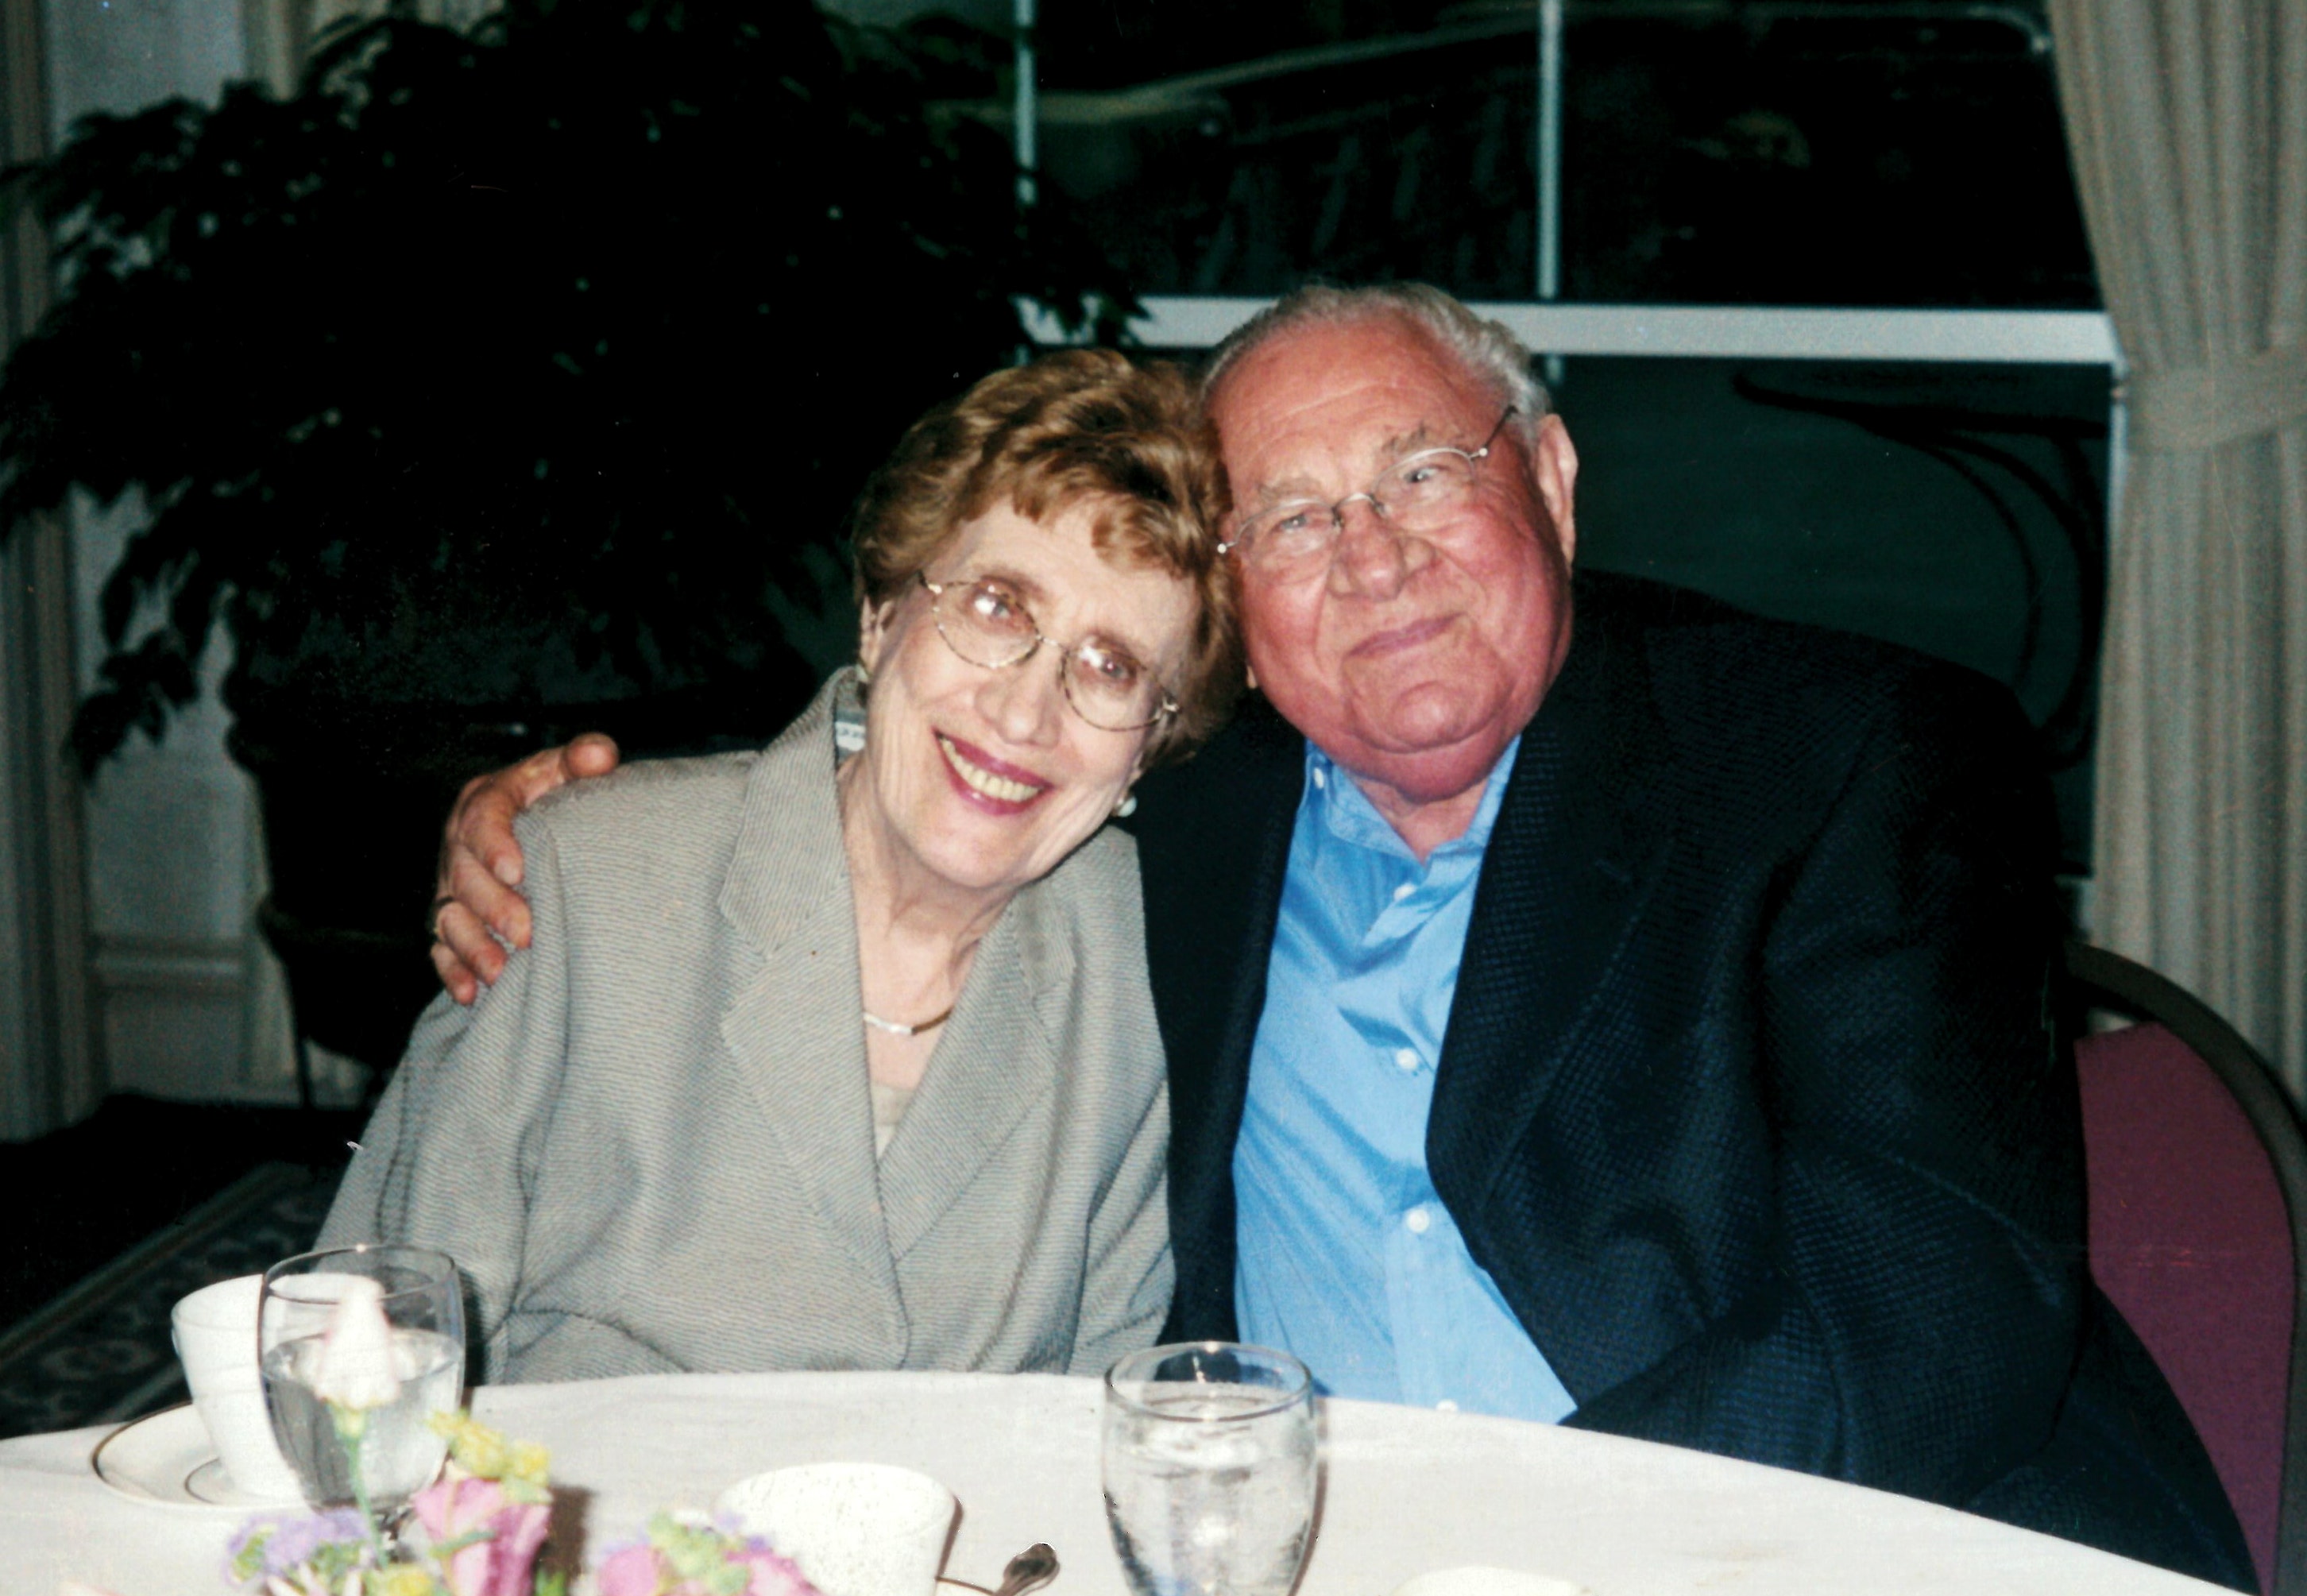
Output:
[431,285,2249,1587]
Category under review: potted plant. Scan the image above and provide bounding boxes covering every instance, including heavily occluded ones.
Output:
[0,0,1130,1074]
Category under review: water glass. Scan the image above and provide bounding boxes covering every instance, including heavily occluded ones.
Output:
[259,1244,466,1517]
[1103,1342,1318,1596]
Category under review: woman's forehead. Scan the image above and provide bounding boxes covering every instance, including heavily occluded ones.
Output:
[940,502,1194,661]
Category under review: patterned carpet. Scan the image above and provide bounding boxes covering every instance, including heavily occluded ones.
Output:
[0,1163,340,1439]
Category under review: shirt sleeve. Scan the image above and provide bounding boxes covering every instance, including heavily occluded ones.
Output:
[316,813,578,1381]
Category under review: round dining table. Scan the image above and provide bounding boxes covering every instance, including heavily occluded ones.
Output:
[0,1370,2229,1595]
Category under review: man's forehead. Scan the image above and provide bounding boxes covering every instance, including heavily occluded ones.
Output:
[1239,421,1451,504]
[1214,338,1490,491]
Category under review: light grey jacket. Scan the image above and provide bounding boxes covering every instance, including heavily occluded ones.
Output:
[321,673,1173,1382]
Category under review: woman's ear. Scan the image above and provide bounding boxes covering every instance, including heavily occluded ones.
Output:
[857,596,894,678]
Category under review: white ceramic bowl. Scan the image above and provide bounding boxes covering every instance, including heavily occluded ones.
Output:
[716,1461,956,1596]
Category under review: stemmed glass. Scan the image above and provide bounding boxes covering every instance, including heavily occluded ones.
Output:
[258,1244,467,1530]
[1103,1342,1319,1596]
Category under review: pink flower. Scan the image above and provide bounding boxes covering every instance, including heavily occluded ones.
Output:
[593,1540,822,1596]
[730,1547,820,1596]
[411,1474,551,1596]
[594,1545,665,1596]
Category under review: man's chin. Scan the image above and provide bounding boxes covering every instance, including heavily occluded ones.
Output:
[1337,715,1514,809]
[1355,682,1499,755]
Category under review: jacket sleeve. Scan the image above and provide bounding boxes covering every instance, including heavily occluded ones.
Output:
[1560,668,2080,1508]
[1068,1077,1177,1375]
[316,813,579,1380]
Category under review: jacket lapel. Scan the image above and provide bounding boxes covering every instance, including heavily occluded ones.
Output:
[875,887,1063,1258]
[1428,605,1676,1233]
[717,676,903,1306]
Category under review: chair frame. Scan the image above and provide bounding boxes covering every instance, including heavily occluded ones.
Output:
[2063,940,2307,1596]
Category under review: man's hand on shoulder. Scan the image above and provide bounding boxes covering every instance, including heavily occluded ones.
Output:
[431,733,621,1003]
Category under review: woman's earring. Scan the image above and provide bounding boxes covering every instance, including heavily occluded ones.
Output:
[1114,790,1138,818]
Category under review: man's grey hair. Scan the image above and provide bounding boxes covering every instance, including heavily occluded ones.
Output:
[1199,283,1552,438]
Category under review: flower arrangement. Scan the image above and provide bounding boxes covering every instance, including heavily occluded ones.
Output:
[226,1285,804,1595]
[226,1412,555,1596]
[597,1516,820,1596]
[221,1410,823,1596]
[67,1279,827,1596]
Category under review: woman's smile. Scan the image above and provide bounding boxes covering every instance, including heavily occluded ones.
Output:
[937,732,1050,811]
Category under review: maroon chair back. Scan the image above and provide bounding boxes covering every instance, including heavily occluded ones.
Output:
[2078,1018,2294,1590]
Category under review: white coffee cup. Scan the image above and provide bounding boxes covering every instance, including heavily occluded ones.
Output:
[171,1274,303,1501]
[716,1462,956,1596]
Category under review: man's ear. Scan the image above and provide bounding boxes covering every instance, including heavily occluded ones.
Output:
[1530,413,1579,565]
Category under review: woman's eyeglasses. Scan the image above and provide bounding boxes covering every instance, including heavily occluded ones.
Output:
[917,572,1178,732]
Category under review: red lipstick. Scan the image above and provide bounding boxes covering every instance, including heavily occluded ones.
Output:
[936,732,1051,816]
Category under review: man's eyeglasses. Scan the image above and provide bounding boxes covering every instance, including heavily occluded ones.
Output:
[1219,405,1521,584]
[916,571,1179,733]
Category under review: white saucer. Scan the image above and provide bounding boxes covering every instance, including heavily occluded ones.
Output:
[92,1404,303,1511]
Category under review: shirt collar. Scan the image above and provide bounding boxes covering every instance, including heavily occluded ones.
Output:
[1304,733,1523,865]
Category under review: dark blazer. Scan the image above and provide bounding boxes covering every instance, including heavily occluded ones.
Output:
[1131,570,2251,1589]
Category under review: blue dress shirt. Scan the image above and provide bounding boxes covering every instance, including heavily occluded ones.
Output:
[1231,738,1578,1424]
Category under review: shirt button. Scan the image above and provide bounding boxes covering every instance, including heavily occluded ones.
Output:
[1393,1047,1420,1072]
[1436,1399,1460,1413]
[1312,767,1327,790]
[1392,881,1415,902]
[1404,1205,1433,1235]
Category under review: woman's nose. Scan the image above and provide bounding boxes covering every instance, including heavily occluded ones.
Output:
[976,650,1067,744]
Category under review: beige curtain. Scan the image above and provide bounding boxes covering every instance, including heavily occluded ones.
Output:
[2049,0,2307,1095]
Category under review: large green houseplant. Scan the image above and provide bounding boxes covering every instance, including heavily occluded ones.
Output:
[0,0,1129,1070]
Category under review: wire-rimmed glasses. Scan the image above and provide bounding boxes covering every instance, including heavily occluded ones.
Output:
[916,570,1179,732]
[1219,404,1521,583]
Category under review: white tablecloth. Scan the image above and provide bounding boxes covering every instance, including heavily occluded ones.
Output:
[0,1370,2224,1596]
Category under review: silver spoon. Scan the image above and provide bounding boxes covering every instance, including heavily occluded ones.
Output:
[987,1543,1059,1596]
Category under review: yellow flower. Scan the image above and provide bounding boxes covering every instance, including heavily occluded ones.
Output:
[423,1408,551,1500]
[428,1410,511,1481]
[458,1428,511,1480]
[508,1440,552,1487]
[377,1566,439,1596]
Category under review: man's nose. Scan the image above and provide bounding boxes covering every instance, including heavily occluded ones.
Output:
[976,650,1067,745]
[1329,495,1419,598]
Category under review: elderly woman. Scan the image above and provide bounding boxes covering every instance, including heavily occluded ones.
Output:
[320,350,1238,1382]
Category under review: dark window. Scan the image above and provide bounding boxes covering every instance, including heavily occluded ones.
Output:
[1034,1,2095,307]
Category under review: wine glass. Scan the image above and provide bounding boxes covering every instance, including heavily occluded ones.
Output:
[259,1244,466,1522]
[1103,1342,1319,1596]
